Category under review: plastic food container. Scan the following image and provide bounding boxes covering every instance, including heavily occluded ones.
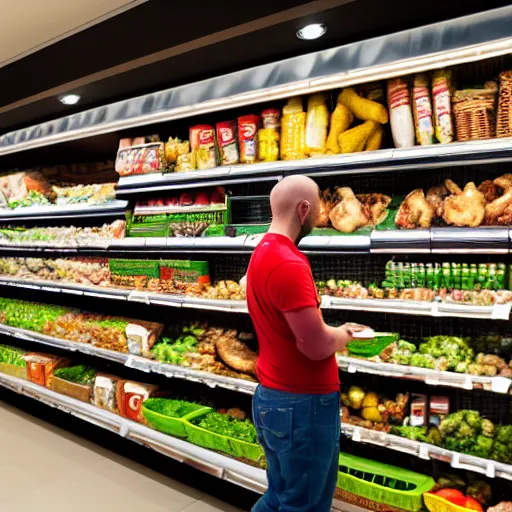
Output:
[423,493,470,512]
[347,332,399,357]
[337,453,435,512]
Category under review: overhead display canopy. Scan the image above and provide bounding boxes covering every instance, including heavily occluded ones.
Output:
[1,5,512,156]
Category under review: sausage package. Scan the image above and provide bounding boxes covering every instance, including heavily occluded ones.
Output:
[216,121,239,165]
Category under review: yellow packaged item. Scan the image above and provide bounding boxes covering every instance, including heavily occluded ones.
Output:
[365,124,384,151]
[326,100,354,154]
[338,121,378,154]
[305,93,330,156]
[339,88,389,124]
[258,128,280,161]
[281,97,306,160]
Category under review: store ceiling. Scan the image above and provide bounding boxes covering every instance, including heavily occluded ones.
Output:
[0,0,510,134]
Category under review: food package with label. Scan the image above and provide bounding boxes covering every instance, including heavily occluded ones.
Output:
[190,125,217,170]
[238,115,260,164]
[125,320,164,357]
[109,259,160,288]
[216,121,239,165]
[24,353,69,387]
[0,171,52,209]
[116,380,158,423]
[53,183,117,206]
[432,70,454,144]
[412,74,434,145]
[93,373,121,412]
[305,93,330,156]
[258,109,280,161]
[159,259,209,284]
[115,141,164,176]
[281,98,306,160]
[388,78,415,148]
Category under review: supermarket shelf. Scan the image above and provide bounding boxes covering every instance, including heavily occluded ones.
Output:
[337,356,512,394]
[0,372,267,494]
[116,140,512,195]
[0,322,258,395]
[0,277,509,321]
[322,296,512,321]
[0,200,128,222]
[342,424,512,481]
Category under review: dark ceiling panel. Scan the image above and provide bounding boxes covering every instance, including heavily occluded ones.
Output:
[0,0,509,134]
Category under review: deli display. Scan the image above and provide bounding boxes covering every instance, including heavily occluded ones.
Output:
[0,8,511,512]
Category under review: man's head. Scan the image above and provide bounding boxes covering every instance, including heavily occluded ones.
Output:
[269,175,320,243]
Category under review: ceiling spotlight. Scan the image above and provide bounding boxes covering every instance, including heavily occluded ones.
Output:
[59,94,81,105]
[297,23,327,41]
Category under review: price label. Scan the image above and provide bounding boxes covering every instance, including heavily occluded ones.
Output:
[486,462,496,478]
[491,303,511,320]
[352,429,361,442]
[491,376,512,394]
[419,444,429,460]
[462,376,473,390]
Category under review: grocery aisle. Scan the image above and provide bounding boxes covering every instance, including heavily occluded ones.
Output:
[0,397,249,512]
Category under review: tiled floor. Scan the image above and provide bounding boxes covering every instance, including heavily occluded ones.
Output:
[0,400,245,512]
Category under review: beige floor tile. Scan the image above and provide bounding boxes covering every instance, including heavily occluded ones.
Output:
[0,400,241,511]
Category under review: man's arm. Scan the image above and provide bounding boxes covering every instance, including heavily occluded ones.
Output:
[284,307,352,361]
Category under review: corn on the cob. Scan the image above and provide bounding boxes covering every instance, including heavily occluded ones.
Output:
[338,121,378,154]
[281,98,306,160]
[365,124,384,151]
[305,93,329,156]
[326,101,354,154]
[339,88,389,124]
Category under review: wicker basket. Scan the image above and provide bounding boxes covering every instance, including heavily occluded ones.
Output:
[452,82,498,142]
[497,70,512,138]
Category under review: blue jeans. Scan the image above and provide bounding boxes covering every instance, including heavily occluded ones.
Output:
[252,385,340,512]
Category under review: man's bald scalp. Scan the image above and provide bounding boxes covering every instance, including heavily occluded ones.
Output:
[270,175,320,218]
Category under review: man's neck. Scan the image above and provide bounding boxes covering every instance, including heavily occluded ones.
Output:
[267,221,299,245]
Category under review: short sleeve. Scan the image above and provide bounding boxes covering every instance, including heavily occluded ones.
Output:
[267,262,319,312]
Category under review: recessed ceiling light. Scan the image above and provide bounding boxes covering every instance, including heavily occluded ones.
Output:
[297,23,327,41]
[59,94,81,105]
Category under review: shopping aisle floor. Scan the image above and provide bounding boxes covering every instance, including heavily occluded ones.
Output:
[0,397,254,511]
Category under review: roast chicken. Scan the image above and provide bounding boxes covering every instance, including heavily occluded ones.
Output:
[316,188,333,228]
[356,193,391,225]
[426,184,449,217]
[329,187,371,233]
[443,182,486,227]
[395,189,434,229]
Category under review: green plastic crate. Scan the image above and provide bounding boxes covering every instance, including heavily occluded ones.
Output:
[184,411,264,463]
[142,399,212,438]
[347,332,399,358]
[337,453,435,512]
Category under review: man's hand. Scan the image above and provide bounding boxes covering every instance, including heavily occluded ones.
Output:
[342,323,373,337]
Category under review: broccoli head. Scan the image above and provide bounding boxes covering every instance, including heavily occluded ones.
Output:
[444,436,459,451]
[469,435,494,459]
[481,419,495,438]
[495,424,512,445]
[464,410,482,429]
[440,413,465,436]
[397,340,416,353]
[490,441,512,464]
[454,422,475,440]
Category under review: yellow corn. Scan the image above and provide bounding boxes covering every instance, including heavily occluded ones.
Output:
[326,102,354,154]
[305,93,330,156]
[281,98,306,160]
[339,88,389,124]
[338,121,378,154]
[365,124,384,151]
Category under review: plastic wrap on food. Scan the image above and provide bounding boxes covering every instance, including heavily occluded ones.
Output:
[216,121,239,165]
[305,93,329,156]
[0,171,52,209]
[258,109,280,161]
[280,98,306,160]
[412,74,434,145]
[238,115,260,164]
[93,373,121,412]
[115,142,164,176]
[190,125,217,170]
[432,70,454,144]
[53,183,116,206]
[388,78,415,148]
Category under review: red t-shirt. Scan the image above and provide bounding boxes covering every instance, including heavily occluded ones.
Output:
[246,233,340,394]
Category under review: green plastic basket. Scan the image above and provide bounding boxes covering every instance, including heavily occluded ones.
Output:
[142,399,212,438]
[184,411,264,463]
[337,453,435,512]
[347,332,399,357]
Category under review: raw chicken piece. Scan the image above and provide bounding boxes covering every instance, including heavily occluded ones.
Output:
[356,193,391,225]
[494,174,512,190]
[443,182,485,227]
[478,180,501,202]
[485,188,512,225]
[328,187,371,233]
[316,188,333,228]
[426,184,448,217]
[395,189,434,229]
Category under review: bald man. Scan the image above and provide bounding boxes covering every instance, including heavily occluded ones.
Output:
[247,175,364,512]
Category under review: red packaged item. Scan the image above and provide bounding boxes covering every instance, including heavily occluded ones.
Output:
[261,109,280,129]
[238,115,261,164]
[190,125,217,170]
[116,380,158,423]
[216,121,239,165]
[24,353,69,387]
[115,142,164,176]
